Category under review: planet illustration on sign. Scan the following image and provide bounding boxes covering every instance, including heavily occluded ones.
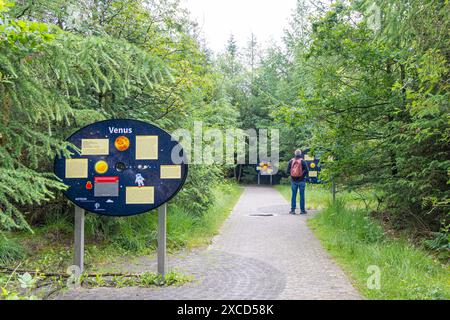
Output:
[115,136,130,151]
[95,160,109,174]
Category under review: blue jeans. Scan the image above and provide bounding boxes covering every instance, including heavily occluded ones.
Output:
[291,180,306,212]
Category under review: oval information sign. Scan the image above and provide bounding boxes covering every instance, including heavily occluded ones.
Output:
[54,119,188,216]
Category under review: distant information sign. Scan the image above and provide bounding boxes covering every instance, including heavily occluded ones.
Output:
[256,161,274,176]
[304,154,321,184]
[54,119,188,216]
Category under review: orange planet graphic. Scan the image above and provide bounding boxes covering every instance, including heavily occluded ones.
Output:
[115,136,130,151]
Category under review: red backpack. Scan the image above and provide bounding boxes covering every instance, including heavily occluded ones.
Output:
[290,158,303,178]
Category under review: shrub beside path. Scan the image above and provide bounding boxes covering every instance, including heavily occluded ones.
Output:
[57,186,362,300]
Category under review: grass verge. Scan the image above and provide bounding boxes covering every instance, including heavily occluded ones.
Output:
[276,184,450,300]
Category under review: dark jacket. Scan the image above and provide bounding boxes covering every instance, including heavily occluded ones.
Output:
[286,156,309,182]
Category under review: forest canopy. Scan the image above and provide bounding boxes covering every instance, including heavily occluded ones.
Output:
[0,0,448,243]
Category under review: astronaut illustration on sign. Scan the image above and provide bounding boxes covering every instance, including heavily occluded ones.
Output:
[135,173,145,187]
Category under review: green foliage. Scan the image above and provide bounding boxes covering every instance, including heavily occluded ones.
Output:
[81,271,192,288]
[109,215,157,253]
[0,0,240,232]
[0,269,189,300]
[270,0,449,236]
[40,213,73,240]
[423,231,450,261]
[0,236,26,265]
[17,272,36,289]
[24,247,72,272]
[185,182,243,247]
[1,286,37,300]
[276,184,449,299]
[1,280,38,300]
[175,165,223,216]
[309,201,450,300]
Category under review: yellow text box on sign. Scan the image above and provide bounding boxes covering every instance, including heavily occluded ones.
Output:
[160,165,182,179]
[81,139,109,155]
[126,187,155,204]
[135,136,158,160]
[309,171,318,177]
[65,159,88,178]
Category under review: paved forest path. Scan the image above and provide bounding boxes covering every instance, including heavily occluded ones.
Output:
[57,186,361,300]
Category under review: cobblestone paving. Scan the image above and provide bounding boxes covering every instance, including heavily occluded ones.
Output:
[57,186,362,300]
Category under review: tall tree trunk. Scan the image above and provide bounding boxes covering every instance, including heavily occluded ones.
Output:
[237,164,243,183]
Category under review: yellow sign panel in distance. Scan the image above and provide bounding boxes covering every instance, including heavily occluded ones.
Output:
[135,136,158,160]
[126,187,155,204]
[304,155,314,161]
[81,139,109,155]
[65,159,88,178]
[309,171,318,177]
[94,160,109,174]
[160,165,182,179]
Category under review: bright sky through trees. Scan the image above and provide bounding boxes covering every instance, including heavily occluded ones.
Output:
[183,0,298,52]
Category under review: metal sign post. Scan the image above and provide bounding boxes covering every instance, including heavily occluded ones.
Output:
[74,205,85,273]
[73,203,167,277]
[157,203,167,278]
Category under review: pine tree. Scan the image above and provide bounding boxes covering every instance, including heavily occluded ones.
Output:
[0,3,169,230]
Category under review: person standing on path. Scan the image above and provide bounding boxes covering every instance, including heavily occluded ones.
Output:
[287,149,309,215]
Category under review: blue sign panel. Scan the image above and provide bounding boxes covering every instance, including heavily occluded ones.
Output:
[54,119,188,217]
[305,157,321,184]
